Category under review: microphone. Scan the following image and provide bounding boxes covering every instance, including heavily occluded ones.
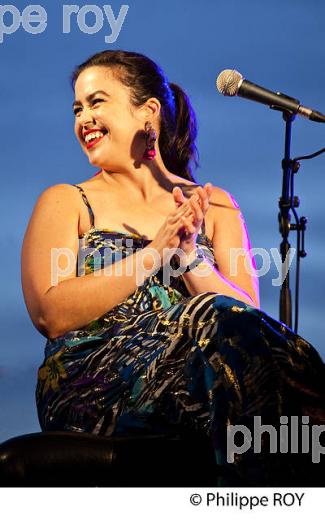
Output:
[216,69,325,123]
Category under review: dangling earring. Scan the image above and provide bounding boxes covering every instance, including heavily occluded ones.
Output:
[143,121,157,160]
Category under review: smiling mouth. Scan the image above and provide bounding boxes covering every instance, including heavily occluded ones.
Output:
[84,130,108,149]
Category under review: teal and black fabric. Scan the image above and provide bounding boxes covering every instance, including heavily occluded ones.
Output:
[35,184,325,486]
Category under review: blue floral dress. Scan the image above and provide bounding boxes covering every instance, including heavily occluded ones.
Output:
[35,183,325,485]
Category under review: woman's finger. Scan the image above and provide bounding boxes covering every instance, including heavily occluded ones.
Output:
[170,203,192,222]
[172,186,185,207]
[181,216,196,233]
[190,195,203,220]
[197,186,210,213]
[173,201,190,214]
[192,188,207,214]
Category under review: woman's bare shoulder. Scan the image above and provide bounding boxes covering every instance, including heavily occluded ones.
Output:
[38,182,82,194]
[32,183,82,218]
[208,185,241,212]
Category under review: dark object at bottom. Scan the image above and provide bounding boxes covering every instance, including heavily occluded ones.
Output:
[0,431,229,487]
[1,431,324,487]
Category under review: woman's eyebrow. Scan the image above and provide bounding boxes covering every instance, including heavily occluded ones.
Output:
[73,90,110,108]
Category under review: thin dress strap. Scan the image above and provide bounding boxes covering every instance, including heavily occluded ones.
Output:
[71,184,95,228]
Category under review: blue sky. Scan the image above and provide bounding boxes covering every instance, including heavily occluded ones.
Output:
[1,0,325,441]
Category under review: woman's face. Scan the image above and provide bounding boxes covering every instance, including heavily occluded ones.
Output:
[73,66,151,171]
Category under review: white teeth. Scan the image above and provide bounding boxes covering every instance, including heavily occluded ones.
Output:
[84,131,105,143]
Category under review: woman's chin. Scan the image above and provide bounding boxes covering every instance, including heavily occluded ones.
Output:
[87,154,106,168]
[88,156,114,170]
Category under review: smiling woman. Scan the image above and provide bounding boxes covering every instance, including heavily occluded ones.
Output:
[20,49,325,486]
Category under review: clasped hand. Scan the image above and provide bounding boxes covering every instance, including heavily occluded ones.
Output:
[172,183,213,253]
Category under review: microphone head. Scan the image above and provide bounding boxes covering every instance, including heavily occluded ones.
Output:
[216,69,243,96]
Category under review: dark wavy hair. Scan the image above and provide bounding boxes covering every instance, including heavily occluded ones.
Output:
[70,49,200,181]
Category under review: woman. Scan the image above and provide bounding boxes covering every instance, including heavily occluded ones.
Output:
[21,49,325,486]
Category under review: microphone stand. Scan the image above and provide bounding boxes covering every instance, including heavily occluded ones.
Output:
[269,105,307,333]
[279,111,298,330]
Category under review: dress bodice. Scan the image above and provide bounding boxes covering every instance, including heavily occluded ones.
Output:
[69,183,219,332]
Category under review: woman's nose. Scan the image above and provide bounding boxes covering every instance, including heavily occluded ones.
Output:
[78,106,95,126]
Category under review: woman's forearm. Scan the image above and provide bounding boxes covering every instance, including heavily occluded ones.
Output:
[39,246,158,339]
[180,256,258,307]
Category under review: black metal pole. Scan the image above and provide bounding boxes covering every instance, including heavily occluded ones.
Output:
[278,110,296,328]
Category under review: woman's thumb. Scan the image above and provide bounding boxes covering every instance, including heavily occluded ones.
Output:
[172,186,185,207]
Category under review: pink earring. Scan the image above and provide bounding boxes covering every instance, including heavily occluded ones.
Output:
[143,121,157,160]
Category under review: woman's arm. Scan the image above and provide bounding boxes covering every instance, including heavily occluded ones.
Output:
[21,184,157,340]
[179,186,260,308]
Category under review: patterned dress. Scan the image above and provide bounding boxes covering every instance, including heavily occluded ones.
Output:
[35,183,325,486]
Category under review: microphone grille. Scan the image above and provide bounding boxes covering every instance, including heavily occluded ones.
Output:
[216,69,243,96]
